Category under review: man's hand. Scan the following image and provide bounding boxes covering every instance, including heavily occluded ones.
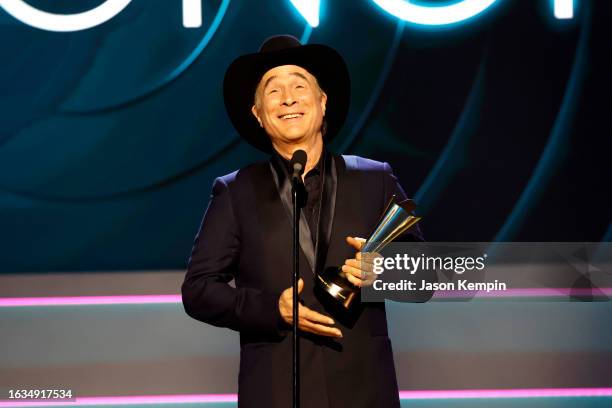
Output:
[279,278,342,338]
[342,236,380,287]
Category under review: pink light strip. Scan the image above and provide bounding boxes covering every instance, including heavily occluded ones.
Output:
[0,295,182,307]
[399,387,612,399]
[433,287,612,299]
[1,388,611,406]
[0,288,610,308]
[0,394,236,407]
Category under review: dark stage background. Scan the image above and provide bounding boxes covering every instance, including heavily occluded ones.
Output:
[1,0,612,405]
[1,0,610,273]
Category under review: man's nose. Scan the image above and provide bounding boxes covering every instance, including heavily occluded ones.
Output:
[281,90,297,106]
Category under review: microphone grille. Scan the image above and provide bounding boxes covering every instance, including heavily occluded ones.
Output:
[290,149,308,173]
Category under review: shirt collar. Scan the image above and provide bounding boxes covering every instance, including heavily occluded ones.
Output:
[273,148,325,177]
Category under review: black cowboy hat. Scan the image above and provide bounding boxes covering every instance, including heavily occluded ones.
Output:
[223,35,351,153]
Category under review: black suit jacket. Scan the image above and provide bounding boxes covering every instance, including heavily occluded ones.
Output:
[182,153,420,408]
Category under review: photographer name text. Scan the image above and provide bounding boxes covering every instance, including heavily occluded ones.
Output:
[373,279,507,292]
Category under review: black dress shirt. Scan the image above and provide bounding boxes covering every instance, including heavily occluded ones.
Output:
[275,150,325,248]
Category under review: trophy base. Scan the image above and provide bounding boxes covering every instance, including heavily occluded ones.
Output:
[315,267,359,309]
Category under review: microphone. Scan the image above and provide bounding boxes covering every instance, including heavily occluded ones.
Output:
[289,150,307,180]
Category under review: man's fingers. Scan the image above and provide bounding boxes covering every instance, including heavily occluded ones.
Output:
[282,278,304,299]
[362,271,377,287]
[344,237,380,288]
[346,236,366,251]
[298,305,341,337]
[356,251,380,265]
[300,320,342,338]
[342,264,377,287]
[342,263,369,280]
[299,304,335,325]
[344,271,362,287]
[345,258,374,274]
[285,303,342,337]
[282,303,335,325]
[279,281,345,338]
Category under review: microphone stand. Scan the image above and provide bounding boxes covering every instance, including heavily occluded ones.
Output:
[291,173,302,408]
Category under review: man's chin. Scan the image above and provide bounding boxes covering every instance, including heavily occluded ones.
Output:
[278,132,309,144]
[269,129,322,148]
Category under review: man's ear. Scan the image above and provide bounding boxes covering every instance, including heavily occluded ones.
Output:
[320,91,328,115]
[251,104,263,127]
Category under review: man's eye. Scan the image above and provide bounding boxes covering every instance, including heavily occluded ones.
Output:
[268,89,278,94]
[296,85,305,89]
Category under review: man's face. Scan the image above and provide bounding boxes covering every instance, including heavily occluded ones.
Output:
[251,65,327,148]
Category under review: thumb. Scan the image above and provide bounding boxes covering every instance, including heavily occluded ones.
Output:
[346,236,366,251]
[297,278,304,293]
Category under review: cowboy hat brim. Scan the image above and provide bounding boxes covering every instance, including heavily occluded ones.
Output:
[223,40,350,153]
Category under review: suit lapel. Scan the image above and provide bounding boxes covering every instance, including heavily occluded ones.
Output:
[269,157,316,273]
[314,153,337,273]
[322,155,370,268]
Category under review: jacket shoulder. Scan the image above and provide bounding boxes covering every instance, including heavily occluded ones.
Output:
[212,161,268,194]
[341,154,389,173]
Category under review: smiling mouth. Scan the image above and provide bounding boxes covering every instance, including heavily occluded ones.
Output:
[279,113,304,120]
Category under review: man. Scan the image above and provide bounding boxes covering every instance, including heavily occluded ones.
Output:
[182,35,420,407]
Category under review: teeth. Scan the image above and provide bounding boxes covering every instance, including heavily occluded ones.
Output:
[281,113,303,119]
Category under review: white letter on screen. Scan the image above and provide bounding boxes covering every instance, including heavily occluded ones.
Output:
[554,0,573,19]
[183,0,202,28]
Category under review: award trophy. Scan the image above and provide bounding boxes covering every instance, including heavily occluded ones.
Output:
[315,196,422,309]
